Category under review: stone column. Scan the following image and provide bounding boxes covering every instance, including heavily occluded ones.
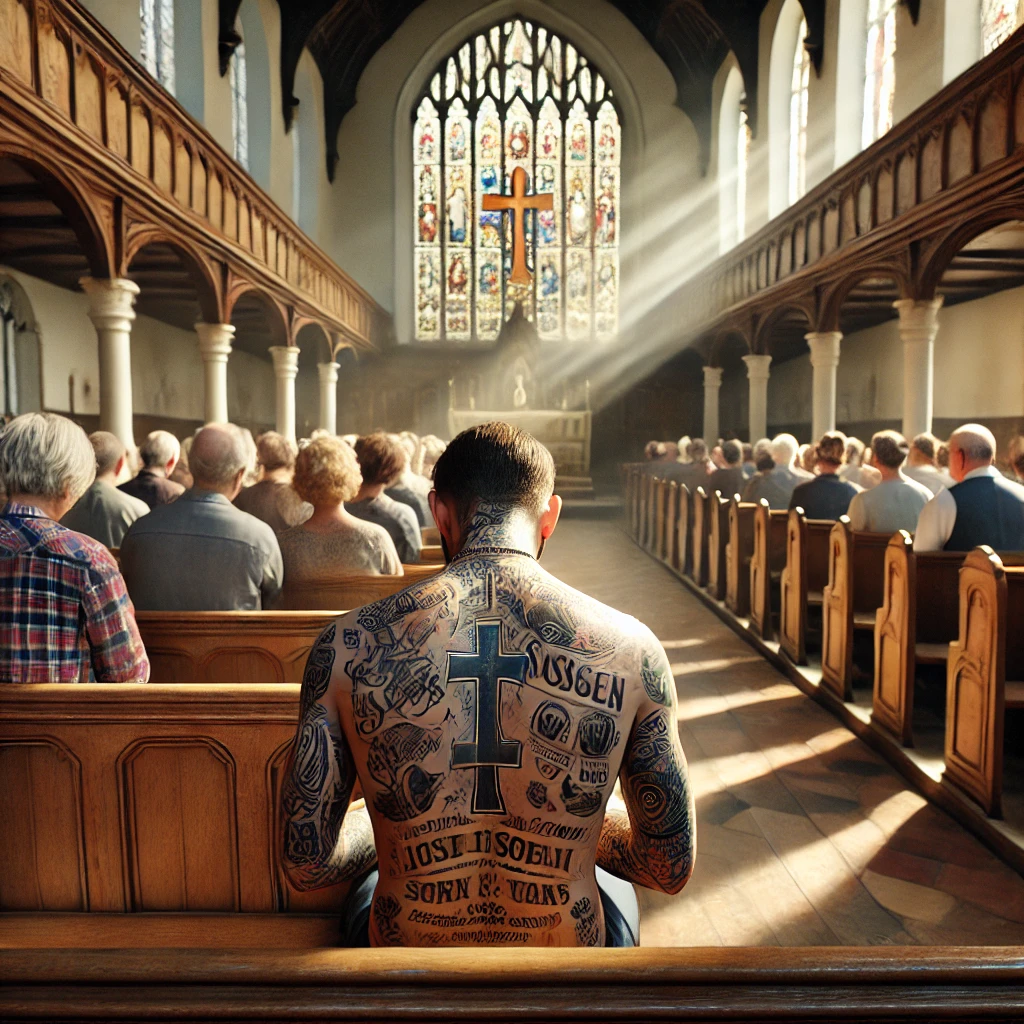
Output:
[195,323,235,424]
[80,277,139,451]
[317,361,340,435]
[894,297,943,439]
[806,331,843,440]
[742,354,772,442]
[269,345,299,442]
[702,365,723,441]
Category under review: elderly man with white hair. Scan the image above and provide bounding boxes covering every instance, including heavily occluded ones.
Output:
[119,429,185,509]
[120,424,283,610]
[0,413,149,682]
[913,424,1024,553]
[741,433,812,510]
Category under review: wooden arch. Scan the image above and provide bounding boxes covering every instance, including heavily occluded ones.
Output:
[224,278,291,348]
[292,318,333,362]
[816,259,912,333]
[752,300,815,356]
[707,328,752,368]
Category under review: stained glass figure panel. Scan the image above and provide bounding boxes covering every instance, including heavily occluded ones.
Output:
[140,0,175,94]
[789,21,809,206]
[412,18,620,343]
[983,0,1021,55]
[862,0,897,149]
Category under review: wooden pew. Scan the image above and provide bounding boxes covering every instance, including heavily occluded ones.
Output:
[0,684,349,947]
[138,612,334,683]
[779,509,833,666]
[820,520,891,702]
[638,472,651,548]
[420,544,444,563]
[421,526,440,546]
[749,500,788,641]
[664,480,680,570]
[690,487,709,587]
[630,465,644,542]
[677,483,691,576]
[654,478,668,561]
[279,563,441,613]
[873,534,964,747]
[725,497,757,617]
[946,548,1024,817]
[646,475,661,554]
[705,492,731,601]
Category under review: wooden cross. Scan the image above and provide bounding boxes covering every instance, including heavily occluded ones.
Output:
[482,165,553,286]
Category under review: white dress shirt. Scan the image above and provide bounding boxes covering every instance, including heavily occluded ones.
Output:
[904,463,948,497]
[847,473,933,534]
[913,466,1007,552]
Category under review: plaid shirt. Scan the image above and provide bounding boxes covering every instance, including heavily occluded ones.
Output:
[0,503,150,682]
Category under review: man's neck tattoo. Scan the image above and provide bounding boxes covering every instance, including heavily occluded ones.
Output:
[456,501,540,560]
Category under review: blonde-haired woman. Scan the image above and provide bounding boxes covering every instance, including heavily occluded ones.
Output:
[277,437,402,607]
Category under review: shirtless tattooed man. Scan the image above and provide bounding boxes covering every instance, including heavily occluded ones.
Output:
[280,422,695,947]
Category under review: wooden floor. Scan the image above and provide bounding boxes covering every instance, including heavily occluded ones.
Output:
[543,518,1024,947]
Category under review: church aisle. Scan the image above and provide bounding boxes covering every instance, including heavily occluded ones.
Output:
[543,518,1024,947]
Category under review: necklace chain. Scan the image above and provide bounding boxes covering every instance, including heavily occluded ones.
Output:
[451,544,536,562]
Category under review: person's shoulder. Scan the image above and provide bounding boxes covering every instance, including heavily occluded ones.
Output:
[50,525,119,575]
[116,487,150,518]
[900,475,934,501]
[994,473,1024,501]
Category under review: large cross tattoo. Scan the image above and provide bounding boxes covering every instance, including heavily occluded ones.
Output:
[482,166,554,286]
[447,619,528,814]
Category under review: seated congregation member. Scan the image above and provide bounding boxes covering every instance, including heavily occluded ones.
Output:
[707,439,745,499]
[740,440,777,502]
[419,434,446,481]
[234,431,312,533]
[798,443,818,476]
[279,421,695,947]
[914,424,1024,553]
[120,424,283,610]
[1008,435,1024,484]
[385,433,432,527]
[742,433,808,509]
[846,431,932,534]
[789,432,861,520]
[62,431,149,548]
[0,413,149,682]
[119,430,185,508]
[839,437,880,490]
[278,437,402,605]
[741,442,757,480]
[935,441,956,489]
[903,432,947,496]
[347,433,422,564]
[168,441,193,490]
[677,437,713,494]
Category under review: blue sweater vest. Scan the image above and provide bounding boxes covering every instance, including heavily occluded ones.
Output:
[945,475,1024,553]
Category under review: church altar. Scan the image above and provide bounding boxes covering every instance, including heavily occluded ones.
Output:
[448,408,593,488]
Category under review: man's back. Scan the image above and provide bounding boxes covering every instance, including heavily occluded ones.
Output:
[348,492,422,564]
[847,475,931,534]
[234,479,311,533]
[62,480,149,549]
[323,550,685,946]
[120,489,283,610]
[707,465,744,500]
[120,468,185,509]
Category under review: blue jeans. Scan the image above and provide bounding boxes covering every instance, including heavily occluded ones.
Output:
[341,866,639,947]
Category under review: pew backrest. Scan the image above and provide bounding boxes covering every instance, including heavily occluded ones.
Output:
[779,509,833,665]
[278,564,442,613]
[725,497,757,617]
[749,501,787,640]
[0,685,348,931]
[706,492,731,601]
[654,478,668,560]
[665,481,680,569]
[691,487,709,586]
[677,483,691,575]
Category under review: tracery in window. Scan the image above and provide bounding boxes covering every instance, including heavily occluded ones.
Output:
[140,0,175,94]
[230,40,250,172]
[413,19,621,343]
[788,21,809,206]
[862,0,897,148]
[737,106,750,243]
[983,0,1021,54]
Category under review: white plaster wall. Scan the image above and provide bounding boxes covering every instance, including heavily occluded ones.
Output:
[326,0,699,327]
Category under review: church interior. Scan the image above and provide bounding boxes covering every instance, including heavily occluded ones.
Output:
[5,0,1024,1018]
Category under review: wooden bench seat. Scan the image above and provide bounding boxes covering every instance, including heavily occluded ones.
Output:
[820,521,891,701]
[0,685,349,947]
[690,487,709,587]
[677,483,691,576]
[705,492,731,601]
[278,563,441,612]
[725,497,757,617]
[749,500,788,641]
[779,509,833,666]
[946,548,1024,817]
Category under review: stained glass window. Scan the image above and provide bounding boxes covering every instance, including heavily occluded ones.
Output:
[862,0,897,149]
[737,106,749,243]
[788,20,810,206]
[140,0,175,94]
[230,40,249,172]
[413,19,621,343]
[983,0,1021,55]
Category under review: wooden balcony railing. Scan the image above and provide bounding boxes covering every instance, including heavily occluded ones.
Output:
[0,0,383,346]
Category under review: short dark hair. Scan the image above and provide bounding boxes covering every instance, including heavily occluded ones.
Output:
[871,430,910,469]
[433,421,555,525]
[815,431,847,467]
[911,432,937,461]
[355,432,406,487]
[89,430,124,476]
[257,431,297,472]
[688,438,708,461]
[722,439,742,465]
[742,443,753,462]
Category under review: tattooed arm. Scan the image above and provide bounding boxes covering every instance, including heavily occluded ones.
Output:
[597,638,695,894]
[280,622,377,891]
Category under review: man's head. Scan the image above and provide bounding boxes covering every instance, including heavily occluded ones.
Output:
[355,432,407,488]
[430,421,559,559]
[721,439,742,467]
[676,436,692,463]
[948,423,997,483]
[742,443,754,464]
[644,440,665,462]
[256,431,297,475]
[844,437,865,467]
[89,430,127,483]
[688,438,708,463]
[910,432,937,467]
[189,423,250,499]
[139,430,180,477]
[770,433,799,468]
[0,412,95,519]
[870,430,910,477]
[753,439,775,473]
[815,431,847,472]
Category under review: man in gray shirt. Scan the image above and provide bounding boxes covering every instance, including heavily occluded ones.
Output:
[847,431,932,534]
[742,433,812,510]
[62,431,149,548]
[120,424,283,611]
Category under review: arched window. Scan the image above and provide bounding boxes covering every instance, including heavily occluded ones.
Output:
[230,40,249,171]
[788,20,809,206]
[737,108,749,241]
[862,0,897,148]
[718,65,747,253]
[140,0,175,94]
[983,0,1021,53]
[413,18,621,343]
